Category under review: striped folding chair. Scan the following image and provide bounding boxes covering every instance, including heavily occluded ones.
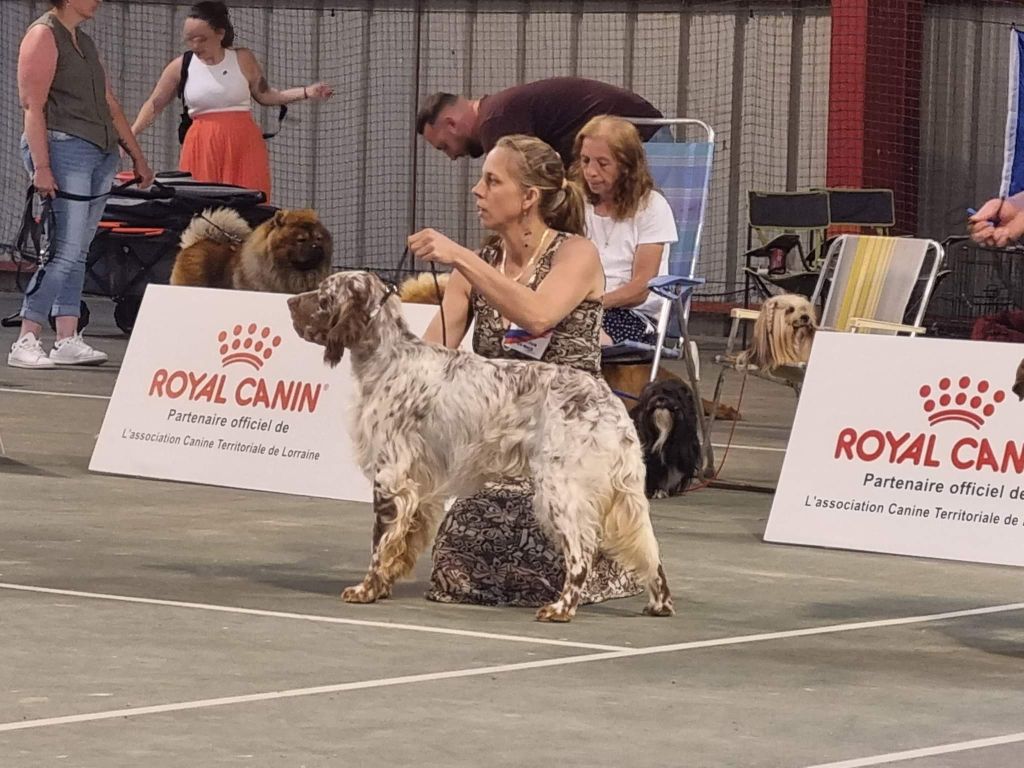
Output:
[820,235,943,334]
[603,118,715,476]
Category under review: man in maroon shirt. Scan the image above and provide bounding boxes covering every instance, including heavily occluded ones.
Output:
[416,77,663,166]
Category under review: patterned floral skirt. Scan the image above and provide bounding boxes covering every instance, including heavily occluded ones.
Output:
[426,478,645,607]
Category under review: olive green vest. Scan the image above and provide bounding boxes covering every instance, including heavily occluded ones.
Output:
[31,13,117,152]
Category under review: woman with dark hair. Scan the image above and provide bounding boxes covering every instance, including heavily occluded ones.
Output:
[406,134,644,608]
[10,0,154,369]
[131,1,333,200]
[572,115,678,346]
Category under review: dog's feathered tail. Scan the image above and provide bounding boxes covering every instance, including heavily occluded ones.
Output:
[399,272,449,305]
[600,441,674,616]
[179,207,252,250]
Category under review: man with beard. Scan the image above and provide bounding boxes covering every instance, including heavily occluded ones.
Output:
[415,77,662,168]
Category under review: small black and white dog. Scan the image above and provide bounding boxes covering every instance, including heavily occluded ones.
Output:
[631,379,702,499]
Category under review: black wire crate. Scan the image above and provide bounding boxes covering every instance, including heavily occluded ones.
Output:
[923,238,1024,338]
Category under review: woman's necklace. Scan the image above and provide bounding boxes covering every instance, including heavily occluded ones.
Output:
[501,228,554,282]
[595,215,618,250]
[593,203,619,250]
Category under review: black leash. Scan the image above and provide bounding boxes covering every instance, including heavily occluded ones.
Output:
[389,245,446,348]
[612,389,640,402]
[50,175,141,203]
[429,260,446,349]
[12,177,140,299]
[197,211,246,243]
[10,186,57,297]
[1,174,156,327]
[261,105,289,140]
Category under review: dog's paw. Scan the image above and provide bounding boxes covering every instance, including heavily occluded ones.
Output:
[535,602,575,623]
[341,583,379,604]
[651,489,669,500]
[643,599,675,617]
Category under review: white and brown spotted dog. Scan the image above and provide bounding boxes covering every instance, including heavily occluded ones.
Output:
[288,271,673,622]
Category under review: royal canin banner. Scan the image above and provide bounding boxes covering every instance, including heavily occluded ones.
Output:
[766,333,1024,568]
[90,285,445,501]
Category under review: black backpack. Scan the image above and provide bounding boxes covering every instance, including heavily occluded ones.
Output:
[177,51,288,144]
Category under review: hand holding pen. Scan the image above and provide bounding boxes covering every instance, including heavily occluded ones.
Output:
[968,196,1024,248]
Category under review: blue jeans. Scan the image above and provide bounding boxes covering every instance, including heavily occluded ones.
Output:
[20,131,118,325]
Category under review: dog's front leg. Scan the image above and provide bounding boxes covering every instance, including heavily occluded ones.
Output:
[341,486,401,603]
[342,475,442,604]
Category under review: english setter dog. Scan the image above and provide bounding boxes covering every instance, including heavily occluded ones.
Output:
[288,271,673,622]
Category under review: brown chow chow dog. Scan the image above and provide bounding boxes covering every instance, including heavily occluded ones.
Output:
[171,207,332,294]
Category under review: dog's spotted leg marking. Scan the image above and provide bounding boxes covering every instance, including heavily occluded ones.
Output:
[341,486,400,604]
[536,537,591,623]
[643,563,674,617]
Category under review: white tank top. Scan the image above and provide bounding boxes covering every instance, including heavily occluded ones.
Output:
[183,48,251,117]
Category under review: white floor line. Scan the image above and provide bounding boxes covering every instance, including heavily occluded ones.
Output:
[802,731,1024,768]
[1,595,1022,733]
[711,442,786,453]
[0,387,110,401]
[0,654,625,733]
[0,582,628,652]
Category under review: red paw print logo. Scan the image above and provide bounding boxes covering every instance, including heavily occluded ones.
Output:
[218,323,282,370]
[919,376,1005,429]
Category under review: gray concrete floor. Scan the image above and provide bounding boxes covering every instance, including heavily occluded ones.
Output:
[0,292,1022,768]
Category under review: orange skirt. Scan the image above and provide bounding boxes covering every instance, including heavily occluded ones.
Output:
[179,111,272,201]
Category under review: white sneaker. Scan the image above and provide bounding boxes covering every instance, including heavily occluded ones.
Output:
[49,334,108,366]
[8,333,57,369]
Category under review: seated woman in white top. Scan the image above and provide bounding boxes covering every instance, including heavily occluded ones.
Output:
[572,115,678,345]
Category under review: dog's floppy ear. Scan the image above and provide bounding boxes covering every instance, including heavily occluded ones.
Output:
[795,297,817,364]
[630,385,656,446]
[746,301,774,369]
[630,385,655,434]
[768,299,793,367]
[322,278,371,367]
